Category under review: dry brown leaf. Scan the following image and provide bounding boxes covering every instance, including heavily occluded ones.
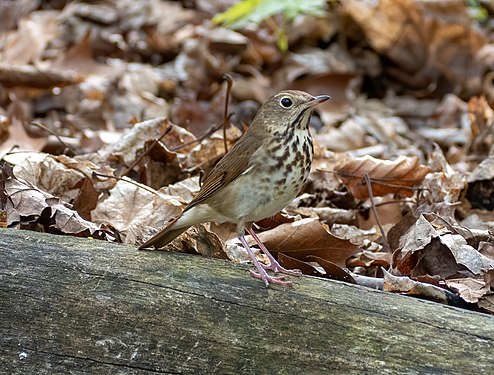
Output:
[186,126,243,170]
[315,117,367,152]
[383,270,451,305]
[329,224,381,248]
[92,178,183,244]
[4,152,116,210]
[99,117,170,165]
[336,155,431,199]
[277,253,325,278]
[292,72,357,125]
[177,224,229,260]
[342,0,485,96]
[0,209,6,228]
[393,214,494,279]
[1,105,47,155]
[477,294,494,314]
[347,251,391,269]
[393,214,445,275]
[0,10,58,64]
[139,139,183,189]
[147,1,197,54]
[255,217,360,267]
[306,255,357,284]
[52,31,121,79]
[0,63,81,89]
[5,177,101,235]
[479,241,494,260]
[357,196,403,230]
[255,212,296,231]
[445,277,491,303]
[439,234,494,275]
[465,152,494,211]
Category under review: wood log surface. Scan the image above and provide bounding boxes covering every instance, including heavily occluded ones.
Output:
[1,228,493,374]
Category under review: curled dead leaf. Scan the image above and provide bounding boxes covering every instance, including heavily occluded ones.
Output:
[336,155,431,199]
[445,277,491,303]
[255,217,360,268]
[5,177,105,236]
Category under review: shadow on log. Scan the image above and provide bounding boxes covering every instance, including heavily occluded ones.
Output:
[1,228,493,374]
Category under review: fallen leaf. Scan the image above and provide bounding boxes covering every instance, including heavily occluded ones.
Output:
[256,217,360,267]
[0,63,80,89]
[91,178,183,244]
[278,253,325,277]
[383,269,453,305]
[3,151,116,215]
[306,255,357,283]
[347,251,391,269]
[5,177,102,235]
[0,10,58,64]
[1,104,47,154]
[342,0,485,96]
[439,233,494,275]
[336,155,431,199]
[445,278,491,303]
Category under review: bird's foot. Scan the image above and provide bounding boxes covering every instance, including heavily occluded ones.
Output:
[245,227,302,277]
[238,232,298,287]
[249,270,294,287]
[261,260,302,277]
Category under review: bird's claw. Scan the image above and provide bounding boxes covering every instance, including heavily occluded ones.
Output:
[261,262,302,277]
[249,270,294,287]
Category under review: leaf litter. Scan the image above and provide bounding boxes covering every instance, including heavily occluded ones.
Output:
[0,0,494,313]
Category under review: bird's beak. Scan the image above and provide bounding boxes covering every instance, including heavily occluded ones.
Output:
[307,95,331,107]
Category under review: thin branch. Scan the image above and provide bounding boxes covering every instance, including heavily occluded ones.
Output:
[92,172,159,196]
[222,74,233,153]
[373,198,415,208]
[30,121,77,155]
[169,114,233,152]
[119,125,172,178]
[363,173,390,252]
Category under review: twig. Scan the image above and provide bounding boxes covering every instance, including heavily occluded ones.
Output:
[30,121,77,155]
[373,198,415,208]
[119,125,172,177]
[222,74,233,154]
[92,171,159,196]
[327,169,428,192]
[169,114,233,152]
[363,173,390,252]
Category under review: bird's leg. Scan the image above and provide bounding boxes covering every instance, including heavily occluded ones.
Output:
[237,234,294,287]
[246,227,302,277]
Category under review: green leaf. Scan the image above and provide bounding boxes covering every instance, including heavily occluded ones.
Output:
[213,0,327,29]
[212,0,262,28]
[277,30,288,52]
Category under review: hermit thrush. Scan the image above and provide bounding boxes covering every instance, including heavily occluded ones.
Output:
[140,90,330,286]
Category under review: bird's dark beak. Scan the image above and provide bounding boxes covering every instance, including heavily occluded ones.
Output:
[307,95,331,107]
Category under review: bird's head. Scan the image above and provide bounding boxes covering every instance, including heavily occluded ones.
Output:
[252,90,330,134]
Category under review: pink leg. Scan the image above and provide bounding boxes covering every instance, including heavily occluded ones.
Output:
[246,227,302,277]
[237,234,294,287]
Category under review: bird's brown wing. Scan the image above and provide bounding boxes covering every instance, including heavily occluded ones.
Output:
[186,132,262,210]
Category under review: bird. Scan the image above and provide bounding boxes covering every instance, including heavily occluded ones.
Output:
[139,90,330,287]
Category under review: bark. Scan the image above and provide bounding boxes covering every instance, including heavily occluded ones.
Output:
[1,228,493,374]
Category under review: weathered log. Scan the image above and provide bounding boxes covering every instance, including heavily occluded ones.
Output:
[1,228,493,374]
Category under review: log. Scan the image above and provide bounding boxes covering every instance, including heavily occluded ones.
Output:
[0,228,493,374]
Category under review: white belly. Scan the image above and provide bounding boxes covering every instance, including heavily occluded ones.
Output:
[186,130,312,226]
[205,157,309,223]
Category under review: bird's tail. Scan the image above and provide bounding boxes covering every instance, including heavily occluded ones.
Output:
[139,214,191,249]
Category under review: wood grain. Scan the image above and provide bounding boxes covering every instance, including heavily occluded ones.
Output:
[1,228,493,374]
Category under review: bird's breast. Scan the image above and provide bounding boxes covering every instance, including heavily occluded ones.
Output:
[204,131,314,223]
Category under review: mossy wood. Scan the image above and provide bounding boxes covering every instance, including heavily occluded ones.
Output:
[0,228,493,374]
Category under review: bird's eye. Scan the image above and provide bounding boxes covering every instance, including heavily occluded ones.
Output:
[280,97,293,108]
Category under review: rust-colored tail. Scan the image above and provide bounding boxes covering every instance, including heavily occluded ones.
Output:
[139,214,191,249]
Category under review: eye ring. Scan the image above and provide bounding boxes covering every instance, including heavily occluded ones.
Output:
[280,97,293,108]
